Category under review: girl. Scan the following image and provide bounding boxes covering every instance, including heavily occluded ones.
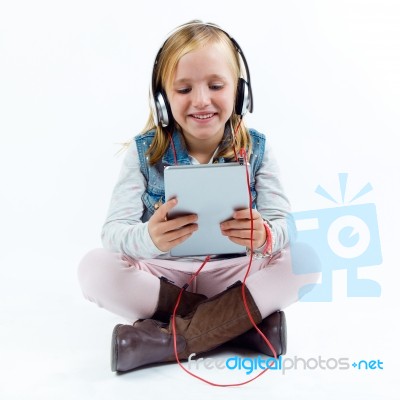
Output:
[78,20,319,373]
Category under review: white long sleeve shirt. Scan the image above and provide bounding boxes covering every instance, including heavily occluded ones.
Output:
[101,135,292,261]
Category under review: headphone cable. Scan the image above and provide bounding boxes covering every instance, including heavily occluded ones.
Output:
[169,127,277,386]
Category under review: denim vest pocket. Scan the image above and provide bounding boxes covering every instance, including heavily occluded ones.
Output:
[142,188,165,215]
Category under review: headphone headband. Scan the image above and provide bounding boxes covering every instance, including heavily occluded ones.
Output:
[150,22,253,129]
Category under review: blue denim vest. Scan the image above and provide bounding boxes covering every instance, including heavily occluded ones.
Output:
[135,128,266,222]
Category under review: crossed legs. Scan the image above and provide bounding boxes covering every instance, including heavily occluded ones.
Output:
[78,243,320,322]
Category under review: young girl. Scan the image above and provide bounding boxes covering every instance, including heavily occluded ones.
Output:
[78,20,319,373]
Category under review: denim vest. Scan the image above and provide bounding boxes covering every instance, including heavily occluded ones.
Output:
[135,128,266,222]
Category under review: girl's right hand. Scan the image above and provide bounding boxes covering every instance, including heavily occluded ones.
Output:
[148,198,198,252]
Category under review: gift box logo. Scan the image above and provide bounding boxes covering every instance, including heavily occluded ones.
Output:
[291,173,382,301]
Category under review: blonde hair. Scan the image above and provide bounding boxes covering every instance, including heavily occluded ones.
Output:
[142,20,251,165]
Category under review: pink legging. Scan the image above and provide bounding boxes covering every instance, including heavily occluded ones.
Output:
[77,243,320,323]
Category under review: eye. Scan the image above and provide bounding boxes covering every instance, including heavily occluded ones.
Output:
[210,84,224,90]
[176,87,191,94]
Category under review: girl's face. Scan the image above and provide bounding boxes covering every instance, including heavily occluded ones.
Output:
[166,43,236,150]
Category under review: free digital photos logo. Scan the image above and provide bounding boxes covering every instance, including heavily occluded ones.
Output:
[291,173,383,301]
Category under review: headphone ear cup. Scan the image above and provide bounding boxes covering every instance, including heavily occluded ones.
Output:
[154,89,173,128]
[235,78,250,116]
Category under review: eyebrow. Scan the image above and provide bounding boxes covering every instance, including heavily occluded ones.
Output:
[173,74,229,85]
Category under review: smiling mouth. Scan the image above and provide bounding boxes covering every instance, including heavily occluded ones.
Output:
[191,113,215,120]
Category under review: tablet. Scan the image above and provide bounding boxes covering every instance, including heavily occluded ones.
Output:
[164,162,250,256]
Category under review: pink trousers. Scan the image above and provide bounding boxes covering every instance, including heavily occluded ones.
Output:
[77,243,320,323]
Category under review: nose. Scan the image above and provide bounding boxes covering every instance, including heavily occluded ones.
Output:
[192,86,211,108]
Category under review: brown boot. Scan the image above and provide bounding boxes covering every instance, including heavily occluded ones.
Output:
[111,319,186,372]
[153,277,286,357]
[230,311,287,357]
[111,281,262,372]
[151,277,207,323]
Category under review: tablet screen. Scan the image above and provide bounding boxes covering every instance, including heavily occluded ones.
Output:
[164,163,250,256]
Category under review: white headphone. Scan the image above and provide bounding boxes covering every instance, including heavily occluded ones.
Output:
[149,21,254,130]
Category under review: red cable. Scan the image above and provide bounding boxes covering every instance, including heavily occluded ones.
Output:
[168,131,178,165]
[171,255,275,387]
[169,127,277,386]
[240,149,277,360]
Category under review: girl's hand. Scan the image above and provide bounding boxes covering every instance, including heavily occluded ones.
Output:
[148,198,198,252]
[220,208,266,249]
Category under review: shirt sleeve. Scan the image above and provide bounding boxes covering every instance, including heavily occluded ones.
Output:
[101,140,167,259]
[255,140,296,253]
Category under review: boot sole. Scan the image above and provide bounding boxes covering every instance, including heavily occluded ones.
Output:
[111,324,123,372]
[278,311,287,356]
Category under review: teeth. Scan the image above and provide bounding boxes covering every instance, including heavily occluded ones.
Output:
[192,113,214,119]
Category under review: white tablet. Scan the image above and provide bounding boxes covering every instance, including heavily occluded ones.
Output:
[164,162,250,256]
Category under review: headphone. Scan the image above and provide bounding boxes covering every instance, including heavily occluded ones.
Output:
[150,22,254,130]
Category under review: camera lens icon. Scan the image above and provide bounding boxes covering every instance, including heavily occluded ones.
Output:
[291,172,383,300]
[293,203,382,270]
[327,215,371,259]
[292,202,382,300]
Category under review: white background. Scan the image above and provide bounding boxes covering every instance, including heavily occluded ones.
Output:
[0,0,399,399]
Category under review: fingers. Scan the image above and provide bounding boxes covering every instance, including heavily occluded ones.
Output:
[164,214,198,232]
[148,198,198,252]
[162,224,198,246]
[221,227,265,242]
[221,219,255,230]
[222,231,266,249]
[225,236,253,247]
[232,208,262,220]
[220,209,262,231]
[155,198,197,228]
[154,198,178,222]
[220,208,266,248]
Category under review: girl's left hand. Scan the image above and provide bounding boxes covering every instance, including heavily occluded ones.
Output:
[220,208,266,249]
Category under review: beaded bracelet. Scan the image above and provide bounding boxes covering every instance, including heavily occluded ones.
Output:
[246,219,275,259]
